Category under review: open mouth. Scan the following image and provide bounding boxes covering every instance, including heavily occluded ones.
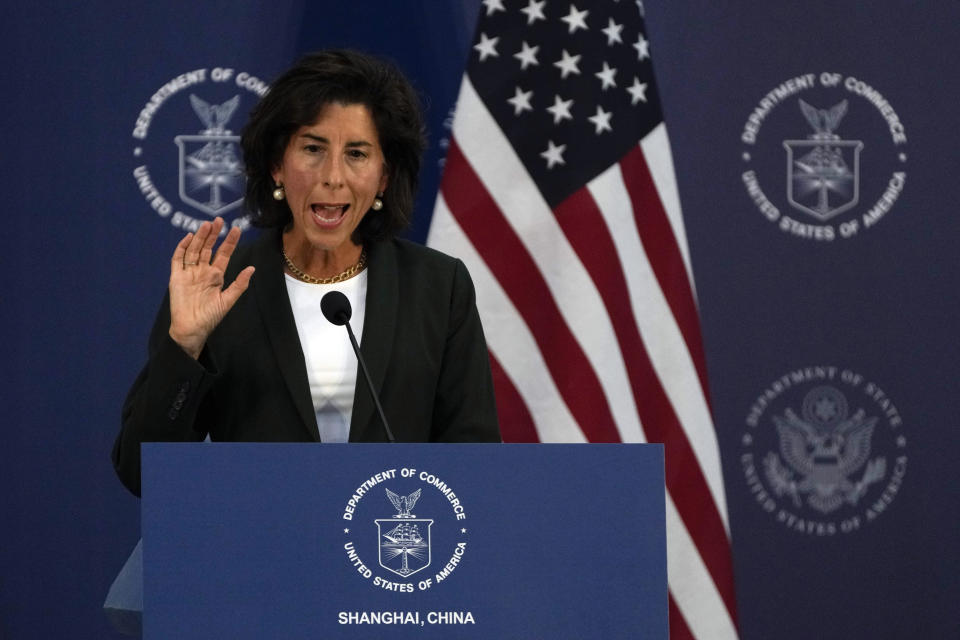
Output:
[311,203,349,224]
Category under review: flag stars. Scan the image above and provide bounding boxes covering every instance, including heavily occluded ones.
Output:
[560,4,589,34]
[626,76,648,104]
[588,105,613,134]
[507,86,534,115]
[474,33,500,62]
[521,0,546,24]
[481,0,506,16]
[633,33,651,61]
[553,49,582,78]
[541,140,567,168]
[595,62,618,90]
[514,41,540,70]
[602,18,624,45]
[546,94,574,124]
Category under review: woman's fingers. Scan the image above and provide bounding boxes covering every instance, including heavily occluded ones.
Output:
[173,218,236,273]
[183,220,212,267]
[221,266,256,310]
[170,232,194,273]
[199,217,224,265]
[211,224,242,272]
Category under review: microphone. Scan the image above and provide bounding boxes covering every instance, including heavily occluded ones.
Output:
[320,291,395,443]
[320,290,352,326]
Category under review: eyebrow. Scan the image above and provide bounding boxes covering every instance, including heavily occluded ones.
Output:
[299,133,374,148]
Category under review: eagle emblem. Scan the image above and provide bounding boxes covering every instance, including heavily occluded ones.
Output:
[799,98,848,140]
[764,386,886,513]
[189,94,240,135]
[385,488,421,518]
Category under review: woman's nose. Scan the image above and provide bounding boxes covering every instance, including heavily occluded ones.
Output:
[321,154,344,189]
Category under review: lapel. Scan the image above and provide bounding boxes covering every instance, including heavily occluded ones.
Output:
[349,240,399,440]
[249,229,321,441]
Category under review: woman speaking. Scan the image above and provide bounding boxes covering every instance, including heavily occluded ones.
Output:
[113,50,500,496]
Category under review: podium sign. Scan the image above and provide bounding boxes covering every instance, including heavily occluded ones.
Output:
[142,443,666,639]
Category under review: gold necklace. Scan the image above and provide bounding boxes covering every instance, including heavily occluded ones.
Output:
[282,248,367,284]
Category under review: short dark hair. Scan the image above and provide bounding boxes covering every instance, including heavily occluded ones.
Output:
[241,49,426,243]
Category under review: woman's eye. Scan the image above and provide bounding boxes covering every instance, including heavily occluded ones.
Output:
[304,144,322,153]
[347,149,367,159]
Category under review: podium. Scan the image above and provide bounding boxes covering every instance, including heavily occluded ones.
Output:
[138,443,666,639]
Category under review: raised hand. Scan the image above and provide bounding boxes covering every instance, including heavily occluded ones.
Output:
[168,217,255,359]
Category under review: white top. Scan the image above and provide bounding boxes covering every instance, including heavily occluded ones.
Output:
[284,270,368,443]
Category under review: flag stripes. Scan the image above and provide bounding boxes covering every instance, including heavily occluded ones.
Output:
[441,138,623,443]
[666,494,739,638]
[487,352,539,443]
[588,147,727,528]
[619,145,712,400]
[430,194,586,443]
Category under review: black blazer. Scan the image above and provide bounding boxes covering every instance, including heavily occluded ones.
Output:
[112,229,500,496]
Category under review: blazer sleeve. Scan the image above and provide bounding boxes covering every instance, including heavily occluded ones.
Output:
[111,294,219,497]
[429,259,501,443]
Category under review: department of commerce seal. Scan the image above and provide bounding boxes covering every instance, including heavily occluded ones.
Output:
[130,66,270,233]
[342,467,469,592]
[740,366,908,536]
[740,72,907,241]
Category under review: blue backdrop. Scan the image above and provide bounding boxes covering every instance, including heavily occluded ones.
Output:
[2,1,958,638]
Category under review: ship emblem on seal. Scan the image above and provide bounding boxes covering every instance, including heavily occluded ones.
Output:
[375,488,433,578]
[174,94,245,217]
[764,386,886,514]
[783,99,863,221]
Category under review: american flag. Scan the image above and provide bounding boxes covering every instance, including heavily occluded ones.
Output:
[427,1,738,638]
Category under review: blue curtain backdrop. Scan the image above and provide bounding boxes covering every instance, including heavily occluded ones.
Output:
[2,2,957,638]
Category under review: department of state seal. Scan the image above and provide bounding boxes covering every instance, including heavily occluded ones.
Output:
[741,366,907,536]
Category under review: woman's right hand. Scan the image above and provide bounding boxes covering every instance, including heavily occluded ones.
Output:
[168,217,255,359]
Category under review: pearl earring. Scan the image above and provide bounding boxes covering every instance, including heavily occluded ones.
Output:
[272,183,285,201]
[371,193,383,211]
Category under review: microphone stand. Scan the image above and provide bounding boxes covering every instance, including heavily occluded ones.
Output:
[343,321,396,443]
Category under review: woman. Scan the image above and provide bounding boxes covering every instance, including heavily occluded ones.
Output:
[113,50,500,496]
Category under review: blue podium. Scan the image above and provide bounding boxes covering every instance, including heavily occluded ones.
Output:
[140,443,667,639]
